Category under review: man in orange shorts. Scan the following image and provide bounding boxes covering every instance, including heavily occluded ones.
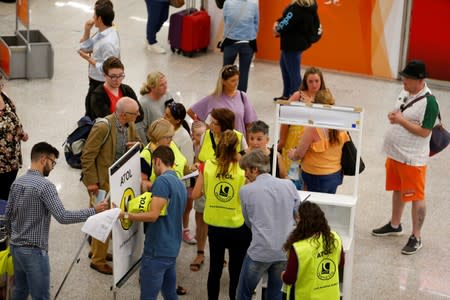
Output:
[372,60,439,255]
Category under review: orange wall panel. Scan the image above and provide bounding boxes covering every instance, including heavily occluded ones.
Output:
[257,1,377,76]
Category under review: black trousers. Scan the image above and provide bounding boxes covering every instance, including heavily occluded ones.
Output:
[0,169,19,201]
[207,224,252,300]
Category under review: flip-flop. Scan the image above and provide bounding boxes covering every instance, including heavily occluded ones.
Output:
[176,285,187,295]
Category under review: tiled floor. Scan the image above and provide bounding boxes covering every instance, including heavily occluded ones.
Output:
[1,1,450,299]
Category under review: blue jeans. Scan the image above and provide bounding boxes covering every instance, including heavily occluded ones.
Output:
[291,179,304,191]
[236,255,286,300]
[145,0,169,44]
[11,245,50,300]
[280,50,302,98]
[140,256,178,300]
[223,42,254,92]
[302,170,343,194]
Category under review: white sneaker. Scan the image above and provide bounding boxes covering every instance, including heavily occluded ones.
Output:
[146,43,166,54]
[182,228,197,245]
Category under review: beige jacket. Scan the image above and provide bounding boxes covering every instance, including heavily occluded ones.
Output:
[81,114,140,192]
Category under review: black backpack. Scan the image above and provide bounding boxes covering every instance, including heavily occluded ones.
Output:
[308,10,323,44]
[63,116,110,169]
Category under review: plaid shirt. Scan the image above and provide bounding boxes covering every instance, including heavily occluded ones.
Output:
[6,169,95,251]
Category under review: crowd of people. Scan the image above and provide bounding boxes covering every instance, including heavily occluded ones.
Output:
[0,0,441,299]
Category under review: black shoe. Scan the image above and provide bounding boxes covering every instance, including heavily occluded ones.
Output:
[372,222,403,236]
[176,285,187,295]
[273,96,289,101]
[401,235,422,255]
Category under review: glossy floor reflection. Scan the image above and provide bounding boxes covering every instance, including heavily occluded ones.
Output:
[1,1,450,299]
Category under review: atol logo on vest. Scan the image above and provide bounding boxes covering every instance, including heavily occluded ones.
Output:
[316,258,336,280]
[214,182,234,202]
[120,187,135,230]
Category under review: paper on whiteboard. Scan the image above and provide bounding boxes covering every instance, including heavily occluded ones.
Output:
[81,208,121,243]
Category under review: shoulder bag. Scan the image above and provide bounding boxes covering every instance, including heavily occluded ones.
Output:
[400,93,450,157]
[341,132,365,176]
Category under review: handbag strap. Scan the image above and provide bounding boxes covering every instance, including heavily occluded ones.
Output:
[399,92,430,112]
[209,130,217,152]
[400,92,442,124]
[222,2,248,41]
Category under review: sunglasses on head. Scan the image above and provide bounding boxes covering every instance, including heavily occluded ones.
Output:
[222,65,238,77]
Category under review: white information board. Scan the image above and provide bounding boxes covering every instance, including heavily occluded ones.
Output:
[273,102,364,300]
[109,143,143,288]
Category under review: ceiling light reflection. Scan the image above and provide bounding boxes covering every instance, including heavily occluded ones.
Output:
[54,1,93,13]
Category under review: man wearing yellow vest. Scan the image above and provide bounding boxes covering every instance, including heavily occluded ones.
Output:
[281,201,344,300]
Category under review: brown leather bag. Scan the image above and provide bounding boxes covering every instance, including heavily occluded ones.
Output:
[170,0,185,8]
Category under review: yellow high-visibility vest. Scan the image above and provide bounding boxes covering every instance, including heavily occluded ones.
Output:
[285,231,342,300]
[203,159,245,228]
[140,141,187,182]
[198,129,244,162]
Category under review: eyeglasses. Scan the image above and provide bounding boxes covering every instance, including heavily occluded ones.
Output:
[106,73,125,80]
[46,156,57,167]
[125,111,139,116]
[161,135,173,140]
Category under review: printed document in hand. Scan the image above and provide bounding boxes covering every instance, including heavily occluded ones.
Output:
[81,208,121,243]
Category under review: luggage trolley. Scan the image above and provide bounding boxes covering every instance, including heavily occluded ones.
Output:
[0,199,13,300]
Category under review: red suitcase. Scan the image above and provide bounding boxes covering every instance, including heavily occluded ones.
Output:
[168,0,210,57]
[168,8,197,51]
[180,10,210,56]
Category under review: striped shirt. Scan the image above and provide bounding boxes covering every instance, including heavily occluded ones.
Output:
[6,169,95,251]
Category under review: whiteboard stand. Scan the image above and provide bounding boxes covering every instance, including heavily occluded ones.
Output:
[272,101,364,300]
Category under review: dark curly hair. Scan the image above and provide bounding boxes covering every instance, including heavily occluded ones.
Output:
[283,201,337,255]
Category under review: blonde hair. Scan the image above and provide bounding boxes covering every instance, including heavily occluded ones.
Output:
[293,0,316,6]
[140,72,165,95]
[191,120,206,133]
[211,65,240,97]
[314,89,335,105]
[314,89,340,144]
[215,130,239,178]
[147,118,175,144]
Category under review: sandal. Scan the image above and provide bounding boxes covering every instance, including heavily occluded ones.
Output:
[176,285,187,296]
[190,250,205,272]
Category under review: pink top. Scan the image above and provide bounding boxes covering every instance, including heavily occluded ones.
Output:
[189,91,257,137]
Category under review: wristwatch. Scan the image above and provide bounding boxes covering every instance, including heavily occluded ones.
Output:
[124,212,129,220]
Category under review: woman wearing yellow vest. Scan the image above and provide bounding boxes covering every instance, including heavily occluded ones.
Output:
[192,108,247,273]
[140,118,189,192]
[197,107,247,163]
[192,130,251,300]
[282,201,344,300]
[287,90,349,193]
